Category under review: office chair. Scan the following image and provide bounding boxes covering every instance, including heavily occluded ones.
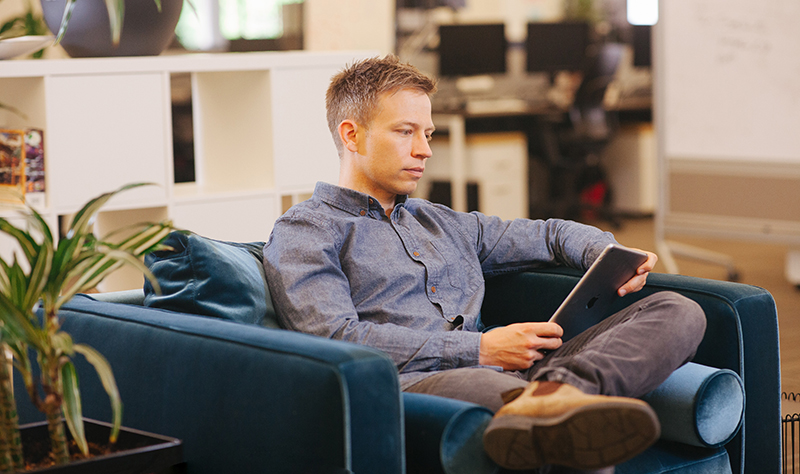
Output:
[531,42,625,226]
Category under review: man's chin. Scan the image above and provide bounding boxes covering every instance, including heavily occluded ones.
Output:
[401,183,419,197]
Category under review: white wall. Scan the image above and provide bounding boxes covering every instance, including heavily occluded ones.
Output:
[304,0,395,54]
[0,0,32,17]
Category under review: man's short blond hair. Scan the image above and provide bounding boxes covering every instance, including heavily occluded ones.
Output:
[326,55,437,156]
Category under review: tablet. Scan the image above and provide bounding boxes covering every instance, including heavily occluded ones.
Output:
[549,244,649,341]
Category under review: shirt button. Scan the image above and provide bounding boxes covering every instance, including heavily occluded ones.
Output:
[359,210,366,216]
[413,251,420,257]
[431,286,437,293]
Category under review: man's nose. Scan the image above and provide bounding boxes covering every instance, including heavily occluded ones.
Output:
[413,133,432,159]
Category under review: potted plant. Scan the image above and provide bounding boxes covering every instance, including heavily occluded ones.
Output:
[0,183,175,471]
[0,0,51,59]
[40,0,186,57]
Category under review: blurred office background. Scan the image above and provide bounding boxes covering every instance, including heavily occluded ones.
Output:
[3,0,800,388]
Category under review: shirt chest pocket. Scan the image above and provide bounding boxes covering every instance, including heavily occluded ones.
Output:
[428,238,483,293]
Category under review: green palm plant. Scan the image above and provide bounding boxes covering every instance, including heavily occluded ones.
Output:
[0,183,172,469]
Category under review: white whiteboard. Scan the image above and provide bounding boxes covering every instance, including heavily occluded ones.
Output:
[660,0,800,163]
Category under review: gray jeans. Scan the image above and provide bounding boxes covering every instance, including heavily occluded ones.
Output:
[405,291,706,413]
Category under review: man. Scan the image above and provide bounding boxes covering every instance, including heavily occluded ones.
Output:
[263,55,705,472]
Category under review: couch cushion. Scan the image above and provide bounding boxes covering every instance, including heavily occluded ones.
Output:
[143,231,277,327]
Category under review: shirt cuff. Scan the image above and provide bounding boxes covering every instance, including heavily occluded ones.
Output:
[441,330,482,370]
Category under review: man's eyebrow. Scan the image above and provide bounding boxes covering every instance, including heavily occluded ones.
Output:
[394,121,436,132]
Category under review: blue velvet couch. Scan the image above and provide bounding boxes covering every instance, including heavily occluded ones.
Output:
[15,266,780,473]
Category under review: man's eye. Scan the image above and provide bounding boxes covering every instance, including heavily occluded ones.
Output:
[425,134,433,142]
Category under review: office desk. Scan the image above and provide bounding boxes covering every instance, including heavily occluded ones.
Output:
[430,107,568,213]
[430,75,652,217]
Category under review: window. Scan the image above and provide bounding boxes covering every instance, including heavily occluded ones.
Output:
[175,0,303,51]
[627,0,658,26]
[219,0,302,40]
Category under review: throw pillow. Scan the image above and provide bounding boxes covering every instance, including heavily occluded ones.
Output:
[143,231,278,327]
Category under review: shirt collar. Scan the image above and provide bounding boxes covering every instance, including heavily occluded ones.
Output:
[314,182,408,217]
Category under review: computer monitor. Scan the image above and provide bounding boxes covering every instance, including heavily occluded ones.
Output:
[526,22,590,73]
[438,23,507,77]
[631,25,652,67]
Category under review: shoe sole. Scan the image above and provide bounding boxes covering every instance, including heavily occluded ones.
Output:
[483,401,660,470]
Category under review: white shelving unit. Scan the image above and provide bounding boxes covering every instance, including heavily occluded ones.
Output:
[0,51,371,291]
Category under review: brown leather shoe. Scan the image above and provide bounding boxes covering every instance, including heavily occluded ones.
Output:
[483,381,660,470]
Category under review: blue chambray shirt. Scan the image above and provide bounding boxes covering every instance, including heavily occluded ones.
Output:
[263,182,617,389]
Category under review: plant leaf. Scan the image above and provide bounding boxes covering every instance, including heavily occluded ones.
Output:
[7,340,29,376]
[110,222,173,256]
[50,332,73,356]
[0,257,13,296]
[7,260,28,307]
[0,102,28,120]
[103,0,125,45]
[52,233,86,283]
[58,248,159,308]
[22,238,52,312]
[23,9,48,37]
[53,0,77,45]
[57,221,171,308]
[61,361,88,455]
[68,183,152,240]
[0,217,38,266]
[0,18,21,40]
[23,202,54,250]
[73,344,122,443]
[0,294,43,349]
[185,0,198,20]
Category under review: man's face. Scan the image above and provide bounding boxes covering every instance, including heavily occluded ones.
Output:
[351,88,435,205]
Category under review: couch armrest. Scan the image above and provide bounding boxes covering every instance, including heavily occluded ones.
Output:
[403,393,497,474]
[17,295,403,474]
[481,268,780,474]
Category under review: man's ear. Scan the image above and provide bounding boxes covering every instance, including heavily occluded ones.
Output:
[338,120,360,154]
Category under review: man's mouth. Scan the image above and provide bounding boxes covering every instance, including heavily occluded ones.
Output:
[405,167,424,178]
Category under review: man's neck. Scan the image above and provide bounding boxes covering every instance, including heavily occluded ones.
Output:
[378,196,396,213]
[338,165,396,212]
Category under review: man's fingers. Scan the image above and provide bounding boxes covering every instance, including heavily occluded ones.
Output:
[618,250,657,296]
[619,273,648,296]
[641,252,658,273]
[634,250,658,274]
[518,321,563,338]
[540,337,562,351]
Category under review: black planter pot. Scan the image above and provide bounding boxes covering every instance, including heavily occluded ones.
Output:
[19,418,182,473]
[41,0,184,58]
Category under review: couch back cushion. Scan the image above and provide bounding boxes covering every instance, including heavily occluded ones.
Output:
[143,231,278,327]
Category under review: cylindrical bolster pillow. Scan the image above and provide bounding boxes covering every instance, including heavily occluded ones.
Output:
[641,362,744,447]
[403,392,498,474]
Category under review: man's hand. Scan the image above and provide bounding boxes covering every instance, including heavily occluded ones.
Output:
[618,249,658,296]
[479,322,563,371]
